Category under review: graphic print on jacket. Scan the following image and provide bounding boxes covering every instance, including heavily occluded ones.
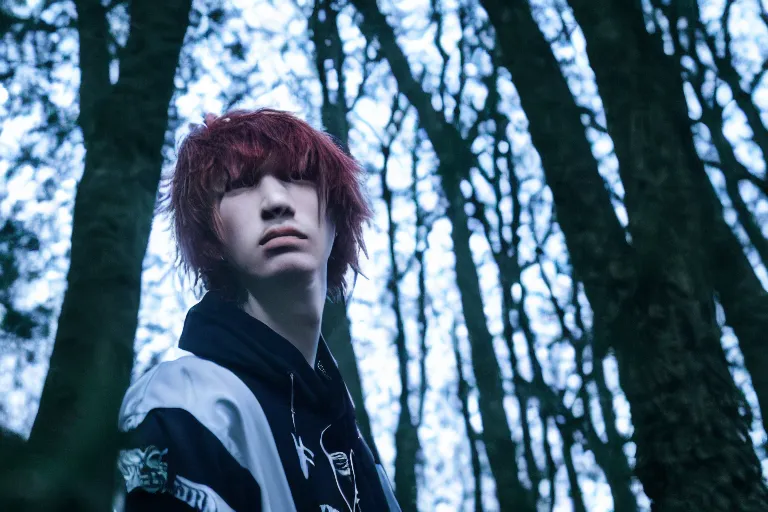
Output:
[320,424,358,511]
[119,446,168,494]
[118,291,400,512]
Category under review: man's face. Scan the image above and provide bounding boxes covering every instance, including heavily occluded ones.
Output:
[217,171,335,288]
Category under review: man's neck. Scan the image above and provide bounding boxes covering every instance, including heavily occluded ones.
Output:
[241,279,326,368]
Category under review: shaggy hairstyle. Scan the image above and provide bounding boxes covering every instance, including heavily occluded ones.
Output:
[158,108,373,304]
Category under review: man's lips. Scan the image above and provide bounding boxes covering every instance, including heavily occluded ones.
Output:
[259,227,307,245]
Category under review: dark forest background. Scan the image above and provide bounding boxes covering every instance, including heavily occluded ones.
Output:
[1,0,768,510]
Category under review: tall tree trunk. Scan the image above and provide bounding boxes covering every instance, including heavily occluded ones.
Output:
[320,298,380,461]
[475,4,644,510]
[0,1,192,510]
[653,4,768,435]
[383,165,419,512]
[348,0,535,509]
[466,51,636,509]
[695,104,768,447]
[476,0,635,358]
[412,182,429,431]
[451,320,485,512]
[483,64,543,505]
[480,0,768,509]
[378,96,420,511]
[471,9,643,510]
[310,0,380,461]
[565,0,768,509]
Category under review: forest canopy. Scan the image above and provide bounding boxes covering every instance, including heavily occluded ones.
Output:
[1,0,767,510]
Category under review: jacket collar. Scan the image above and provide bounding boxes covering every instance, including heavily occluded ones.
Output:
[178,291,348,417]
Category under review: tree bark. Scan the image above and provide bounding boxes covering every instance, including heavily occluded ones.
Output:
[382,151,419,512]
[657,7,768,437]
[348,0,536,510]
[480,0,768,509]
[564,0,768,509]
[451,321,485,512]
[0,1,192,510]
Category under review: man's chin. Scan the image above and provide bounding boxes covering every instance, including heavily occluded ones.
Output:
[259,265,318,284]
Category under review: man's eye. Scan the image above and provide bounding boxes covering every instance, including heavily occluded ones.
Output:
[228,175,258,190]
[281,172,304,182]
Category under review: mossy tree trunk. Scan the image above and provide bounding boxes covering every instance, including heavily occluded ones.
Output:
[0,1,192,510]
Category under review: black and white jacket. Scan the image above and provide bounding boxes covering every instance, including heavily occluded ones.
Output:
[117,291,400,512]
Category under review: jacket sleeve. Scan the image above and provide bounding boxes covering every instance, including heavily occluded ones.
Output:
[118,407,261,512]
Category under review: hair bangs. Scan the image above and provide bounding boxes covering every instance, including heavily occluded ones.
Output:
[211,112,334,203]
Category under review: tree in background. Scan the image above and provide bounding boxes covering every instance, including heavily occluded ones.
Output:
[565,1,768,508]
[309,0,382,462]
[0,1,192,510]
[647,0,768,442]
[348,0,539,509]
[481,0,768,508]
[1,0,767,510]
[378,94,424,511]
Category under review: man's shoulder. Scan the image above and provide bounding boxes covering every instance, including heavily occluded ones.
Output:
[126,351,216,394]
[119,352,248,432]
[117,351,294,507]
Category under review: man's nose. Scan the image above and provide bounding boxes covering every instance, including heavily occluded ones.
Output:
[260,175,294,220]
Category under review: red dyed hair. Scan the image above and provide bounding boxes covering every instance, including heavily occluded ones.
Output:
[158,108,373,303]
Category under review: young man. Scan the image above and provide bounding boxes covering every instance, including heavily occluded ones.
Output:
[116,109,400,511]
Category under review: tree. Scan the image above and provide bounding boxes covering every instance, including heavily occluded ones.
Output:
[474,1,639,506]
[379,94,421,511]
[564,1,768,508]
[0,1,193,510]
[465,33,637,510]
[451,318,485,512]
[348,0,537,509]
[481,0,768,508]
[309,0,381,461]
[650,0,768,436]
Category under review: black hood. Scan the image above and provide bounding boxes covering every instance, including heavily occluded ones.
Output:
[177,291,349,421]
[166,291,398,512]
